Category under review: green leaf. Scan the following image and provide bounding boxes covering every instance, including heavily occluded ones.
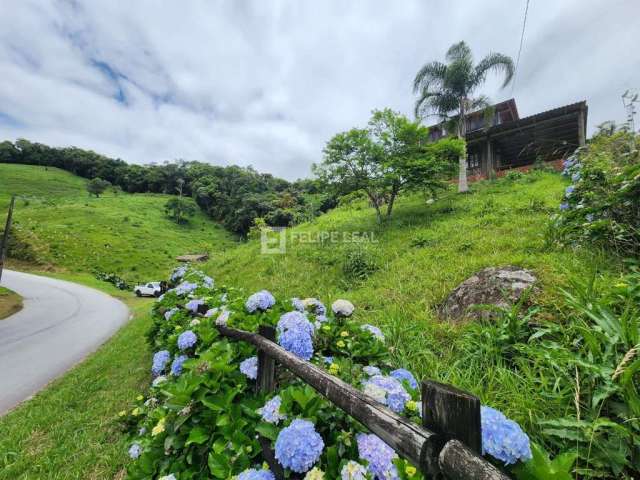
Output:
[186,426,210,445]
[255,422,279,441]
[208,452,230,479]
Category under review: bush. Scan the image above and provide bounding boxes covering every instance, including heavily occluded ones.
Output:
[121,265,535,479]
[342,243,379,282]
[550,131,640,256]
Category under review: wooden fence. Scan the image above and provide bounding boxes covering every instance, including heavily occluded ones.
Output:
[217,324,511,480]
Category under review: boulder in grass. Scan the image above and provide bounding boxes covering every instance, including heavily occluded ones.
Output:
[440,266,537,322]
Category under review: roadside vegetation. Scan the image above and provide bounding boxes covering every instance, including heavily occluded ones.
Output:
[0,286,22,320]
[0,279,152,480]
[0,163,234,283]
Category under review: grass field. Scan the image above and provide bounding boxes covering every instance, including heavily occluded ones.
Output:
[0,276,153,480]
[0,285,22,320]
[0,164,235,283]
[0,168,619,478]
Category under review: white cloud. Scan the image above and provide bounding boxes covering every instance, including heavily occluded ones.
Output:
[0,0,638,179]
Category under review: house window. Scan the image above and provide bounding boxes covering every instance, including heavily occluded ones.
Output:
[467,152,480,170]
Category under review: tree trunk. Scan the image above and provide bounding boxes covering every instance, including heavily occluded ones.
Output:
[457,100,469,193]
[386,183,400,218]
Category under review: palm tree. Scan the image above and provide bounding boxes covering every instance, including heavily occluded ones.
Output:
[413,41,514,192]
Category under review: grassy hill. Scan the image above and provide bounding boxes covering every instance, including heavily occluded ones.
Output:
[204,170,612,425]
[0,164,235,282]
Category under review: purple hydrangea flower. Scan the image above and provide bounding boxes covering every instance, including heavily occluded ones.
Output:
[363,375,410,412]
[356,433,398,480]
[128,443,142,459]
[258,395,287,424]
[240,356,258,379]
[171,354,188,376]
[341,461,368,480]
[246,290,276,313]
[275,419,324,473]
[177,330,197,350]
[151,350,171,375]
[481,406,532,465]
[291,297,305,312]
[389,368,418,389]
[237,468,275,480]
[174,281,198,296]
[363,365,381,376]
[164,308,179,321]
[170,265,187,282]
[185,298,204,313]
[361,324,385,341]
[277,311,315,337]
[279,328,314,360]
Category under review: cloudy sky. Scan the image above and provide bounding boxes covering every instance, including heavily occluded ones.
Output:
[1,1,638,180]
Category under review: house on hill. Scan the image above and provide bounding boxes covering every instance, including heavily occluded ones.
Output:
[428,99,588,178]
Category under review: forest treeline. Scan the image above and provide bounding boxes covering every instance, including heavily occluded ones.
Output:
[0,139,335,236]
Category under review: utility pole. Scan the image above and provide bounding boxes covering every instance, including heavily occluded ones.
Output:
[0,195,16,282]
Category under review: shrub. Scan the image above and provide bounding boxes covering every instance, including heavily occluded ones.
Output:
[550,131,640,256]
[504,170,524,181]
[342,243,379,282]
[121,265,534,479]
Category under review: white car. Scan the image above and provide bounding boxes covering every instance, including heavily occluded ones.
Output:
[134,282,162,297]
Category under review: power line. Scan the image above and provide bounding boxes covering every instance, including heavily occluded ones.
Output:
[511,0,530,96]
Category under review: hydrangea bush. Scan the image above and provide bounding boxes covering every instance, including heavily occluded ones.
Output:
[122,264,532,479]
[550,130,640,255]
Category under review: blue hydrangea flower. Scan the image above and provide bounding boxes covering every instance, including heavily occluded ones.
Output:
[275,419,324,473]
[151,350,171,375]
[481,406,532,465]
[586,213,594,222]
[356,433,398,480]
[240,356,258,379]
[315,315,328,323]
[185,298,204,313]
[302,298,326,316]
[237,468,275,480]
[363,365,381,376]
[277,311,315,337]
[204,307,219,317]
[363,375,410,413]
[361,324,385,341]
[565,185,575,196]
[291,297,305,312]
[128,443,142,459]
[341,461,368,480]
[171,354,188,376]
[323,356,334,365]
[174,281,198,296]
[177,330,197,350]
[170,265,187,282]
[571,171,581,182]
[246,290,276,312]
[279,328,314,360]
[202,275,214,288]
[389,368,418,389]
[560,202,569,211]
[258,395,287,424]
[164,308,179,321]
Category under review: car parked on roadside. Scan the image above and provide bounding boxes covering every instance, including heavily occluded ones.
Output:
[134,282,162,297]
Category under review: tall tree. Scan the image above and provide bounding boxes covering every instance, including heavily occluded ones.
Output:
[413,41,514,192]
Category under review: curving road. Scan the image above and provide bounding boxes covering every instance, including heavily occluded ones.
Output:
[0,269,129,415]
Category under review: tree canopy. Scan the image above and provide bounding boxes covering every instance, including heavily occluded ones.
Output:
[314,108,464,221]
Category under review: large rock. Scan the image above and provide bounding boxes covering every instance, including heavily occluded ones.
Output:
[440,266,537,321]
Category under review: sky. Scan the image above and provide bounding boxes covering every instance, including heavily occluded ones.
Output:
[1,1,639,180]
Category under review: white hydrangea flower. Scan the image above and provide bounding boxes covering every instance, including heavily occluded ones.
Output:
[331,299,355,317]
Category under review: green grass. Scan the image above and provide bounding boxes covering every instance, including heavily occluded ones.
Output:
[0,286,22,320]
[0,169,617,478]
[0,278,152,480]
[204,171,614,431]
[0,164,235,282]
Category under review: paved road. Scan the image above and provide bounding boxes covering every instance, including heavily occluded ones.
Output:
[0,269,129,415]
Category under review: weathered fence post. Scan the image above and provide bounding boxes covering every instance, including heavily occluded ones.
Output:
[257,325,277,394]
[421,380,482,454]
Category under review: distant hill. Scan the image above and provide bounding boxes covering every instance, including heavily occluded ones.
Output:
[0,164,234,282]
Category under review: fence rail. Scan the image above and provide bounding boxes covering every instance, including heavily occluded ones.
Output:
[216,324,511,480]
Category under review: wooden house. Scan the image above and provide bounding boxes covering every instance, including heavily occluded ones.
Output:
[428,99,588,177]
